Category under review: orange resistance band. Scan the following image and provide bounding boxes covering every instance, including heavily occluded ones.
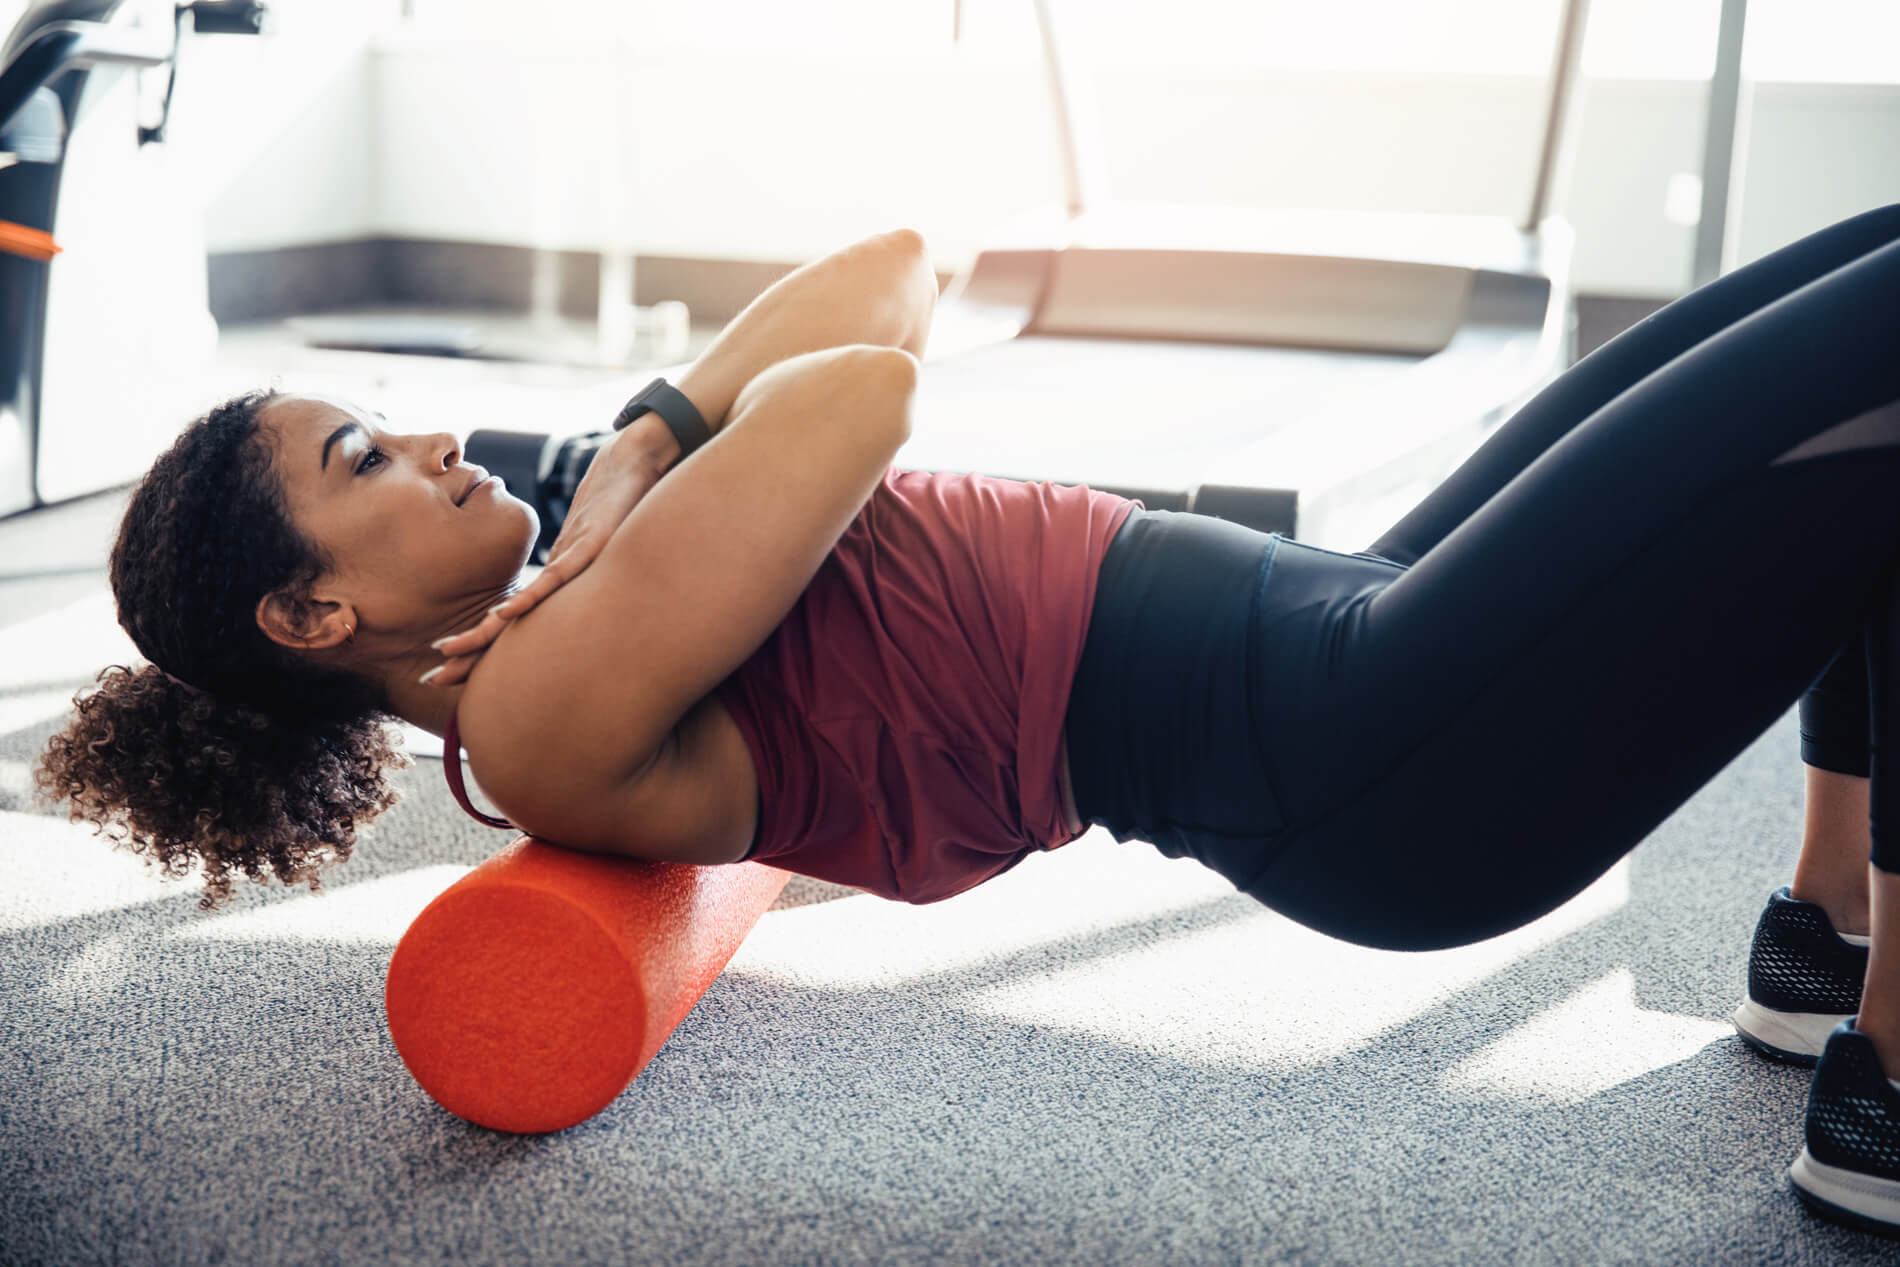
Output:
[0,221,60,262]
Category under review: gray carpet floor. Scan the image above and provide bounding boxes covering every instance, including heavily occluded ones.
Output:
[3,485,1895,1266]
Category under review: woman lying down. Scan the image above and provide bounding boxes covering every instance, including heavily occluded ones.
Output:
[35,213,1900,1234]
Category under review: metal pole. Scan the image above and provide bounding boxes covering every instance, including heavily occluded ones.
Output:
[1030,0,1107,218]
[1693,0,1750,286]
[1524,0,1592,234]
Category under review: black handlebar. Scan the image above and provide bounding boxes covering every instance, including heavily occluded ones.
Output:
[0,21,170,135]
[0,1,268,142]
[188,1,269,37]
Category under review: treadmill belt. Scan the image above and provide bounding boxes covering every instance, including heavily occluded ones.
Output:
[903,334,1424,494]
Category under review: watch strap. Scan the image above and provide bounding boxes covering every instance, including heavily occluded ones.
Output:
[611,377,713,462]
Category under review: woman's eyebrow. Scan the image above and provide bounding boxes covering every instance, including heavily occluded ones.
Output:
[320,421,363,472]
[319,411,388,472]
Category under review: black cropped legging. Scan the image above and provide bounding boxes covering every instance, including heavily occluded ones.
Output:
[1062,202,1900,951]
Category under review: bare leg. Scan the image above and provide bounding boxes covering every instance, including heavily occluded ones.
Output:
[1788,768,1900,1082]
[1862,867,1900,1082]
[1792,766,1873,936]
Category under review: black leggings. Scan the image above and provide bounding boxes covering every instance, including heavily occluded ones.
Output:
[1062,202,1900,952]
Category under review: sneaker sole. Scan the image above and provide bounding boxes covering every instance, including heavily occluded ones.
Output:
[1730,998,1850,1066]
[1790,1148,1900,1236]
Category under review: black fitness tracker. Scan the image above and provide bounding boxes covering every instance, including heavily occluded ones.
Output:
[611,376,713,463]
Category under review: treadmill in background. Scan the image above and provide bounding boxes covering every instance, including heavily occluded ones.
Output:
[905,0,1592,550]
[0,0,266,520]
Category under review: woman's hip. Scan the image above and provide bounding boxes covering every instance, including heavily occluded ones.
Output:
[1062,508,1405,870]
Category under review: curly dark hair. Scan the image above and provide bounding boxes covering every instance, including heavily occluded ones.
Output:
[32,388,413,910]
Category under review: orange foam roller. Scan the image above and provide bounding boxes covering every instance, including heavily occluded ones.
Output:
[385,835,790,1134]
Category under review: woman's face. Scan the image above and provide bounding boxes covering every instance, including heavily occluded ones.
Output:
[259,393,539,643]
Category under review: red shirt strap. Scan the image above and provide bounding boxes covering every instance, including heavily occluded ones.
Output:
[441,706,518,830]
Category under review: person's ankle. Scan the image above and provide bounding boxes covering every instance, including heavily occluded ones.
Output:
[1854,1013,1900,1085]
[1789,879,1872,938]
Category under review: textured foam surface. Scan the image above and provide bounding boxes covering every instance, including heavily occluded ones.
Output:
[385,837,791,1133]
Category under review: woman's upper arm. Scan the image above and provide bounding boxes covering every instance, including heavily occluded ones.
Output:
[463,344,916,841]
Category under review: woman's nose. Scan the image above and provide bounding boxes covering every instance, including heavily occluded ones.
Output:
[435,432,462,470]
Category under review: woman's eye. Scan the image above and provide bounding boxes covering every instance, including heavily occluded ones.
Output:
[357,444,387,473]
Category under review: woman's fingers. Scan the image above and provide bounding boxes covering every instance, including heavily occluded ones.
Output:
[509,563,571,611]
[422,572,571,678]
[420,653,478,688]
[427,601,516,663]
[538,530,601,587]
[430,614,504,660]
[420,522,614,685]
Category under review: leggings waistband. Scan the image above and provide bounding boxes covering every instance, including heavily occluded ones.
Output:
[1063,511,1418,873]
[1063,507,1286,858]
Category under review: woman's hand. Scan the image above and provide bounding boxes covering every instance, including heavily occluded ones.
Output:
[421,427,668,687]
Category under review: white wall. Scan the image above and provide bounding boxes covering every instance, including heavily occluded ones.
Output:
[1733,83,1900,269]
[152,8,1900,298]
[164,0,398,250]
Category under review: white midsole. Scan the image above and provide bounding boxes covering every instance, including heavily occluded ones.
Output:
[1791,1148,1900,1225]
[1731,997,1849,1059]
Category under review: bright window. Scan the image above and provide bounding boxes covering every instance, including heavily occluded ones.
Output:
[401,0,943,52]
[959,0,1898,83]
[1741,0,1900,84]
[404,0,1900,84]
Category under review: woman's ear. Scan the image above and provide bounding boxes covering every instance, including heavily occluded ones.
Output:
[255,590,352,651]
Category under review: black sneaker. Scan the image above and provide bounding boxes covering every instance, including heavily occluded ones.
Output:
[1789,1018,1900,1235]
[1732,886,1869,1065]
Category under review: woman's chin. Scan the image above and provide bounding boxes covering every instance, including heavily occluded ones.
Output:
[503,503,542,562]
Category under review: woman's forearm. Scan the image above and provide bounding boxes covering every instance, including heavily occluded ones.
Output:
[662,229,936,457]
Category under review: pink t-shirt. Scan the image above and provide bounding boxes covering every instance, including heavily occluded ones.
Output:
[716,465,1139,903]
